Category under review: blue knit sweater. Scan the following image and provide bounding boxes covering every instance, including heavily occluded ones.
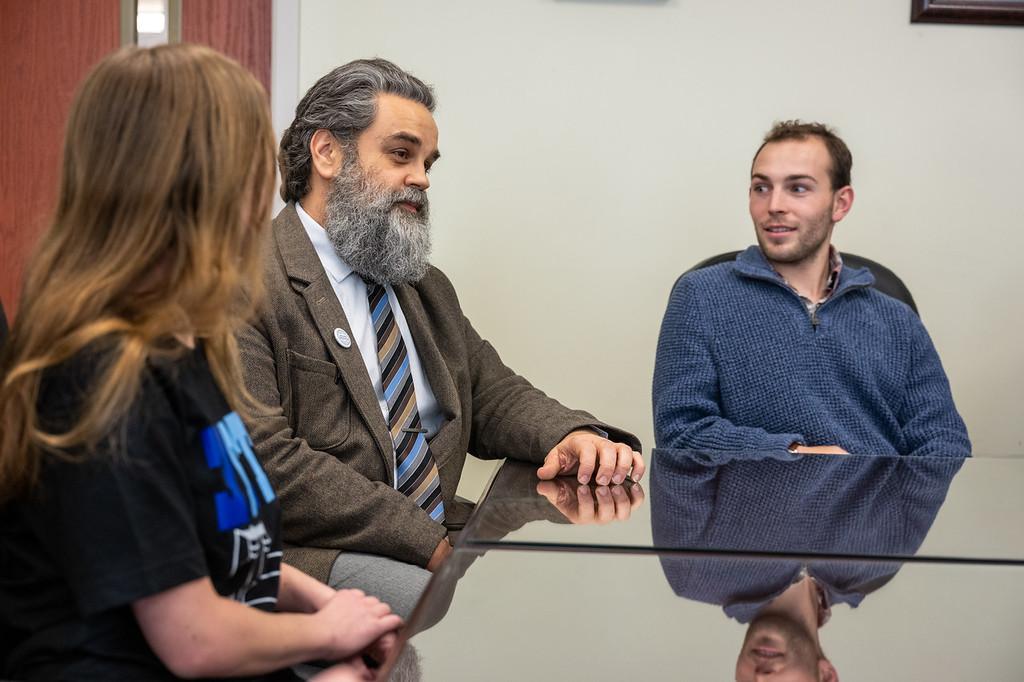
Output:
[650,449,964,622]
[652,246,971,456]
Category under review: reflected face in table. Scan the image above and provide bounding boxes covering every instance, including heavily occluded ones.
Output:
[735,614,838,682]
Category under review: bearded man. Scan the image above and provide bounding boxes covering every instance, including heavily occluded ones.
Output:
[652,120,970,458]
[239,59,643,617]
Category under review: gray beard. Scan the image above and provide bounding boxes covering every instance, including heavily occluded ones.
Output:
[323,157,432,285]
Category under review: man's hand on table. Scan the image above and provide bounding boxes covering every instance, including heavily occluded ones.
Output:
[536,477,645,525]
[536,430,645,485]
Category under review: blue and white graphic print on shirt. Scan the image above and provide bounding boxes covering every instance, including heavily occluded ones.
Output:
[200,411,280,607]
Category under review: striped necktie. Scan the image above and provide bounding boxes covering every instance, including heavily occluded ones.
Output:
[367,282,445,522]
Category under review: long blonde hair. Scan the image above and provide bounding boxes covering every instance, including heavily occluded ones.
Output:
[0,44,275,502]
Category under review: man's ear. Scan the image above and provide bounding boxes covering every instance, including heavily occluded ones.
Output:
[309,129,344,181]
[831,185,854,224]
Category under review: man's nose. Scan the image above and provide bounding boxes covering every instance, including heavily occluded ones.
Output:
[768,190,786,214]
[406,164,430,191]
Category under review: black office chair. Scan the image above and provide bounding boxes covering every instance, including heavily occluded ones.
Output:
[686,251,918,315]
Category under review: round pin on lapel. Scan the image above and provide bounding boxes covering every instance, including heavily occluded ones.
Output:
[333,328,352,349]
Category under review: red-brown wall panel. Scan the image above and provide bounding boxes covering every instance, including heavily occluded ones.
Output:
[0,0,121,319]
[182,0,272,93]
[1,0,272,322]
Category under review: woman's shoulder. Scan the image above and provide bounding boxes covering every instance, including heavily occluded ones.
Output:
[36,340,218,442]
[36,341,118,433]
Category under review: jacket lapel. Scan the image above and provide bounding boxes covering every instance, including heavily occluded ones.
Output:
[274,205,395,480]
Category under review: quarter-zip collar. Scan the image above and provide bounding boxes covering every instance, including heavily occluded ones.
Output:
[733,245,874,305]
[732,245,875,330]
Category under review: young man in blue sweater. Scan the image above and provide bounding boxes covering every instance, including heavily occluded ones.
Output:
[653,121,970,457]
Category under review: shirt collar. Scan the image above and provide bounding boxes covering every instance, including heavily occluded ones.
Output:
[824,247,844,297]
[798,565,833,627]
[766,245,844,305]
[295,201,356,285]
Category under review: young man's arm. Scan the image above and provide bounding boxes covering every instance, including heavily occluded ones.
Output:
[653,274,806,454]
[898,317,971,457]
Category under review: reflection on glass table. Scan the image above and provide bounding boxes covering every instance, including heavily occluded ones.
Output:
[462,450,1024,563]
[662,550,918,680]
[387,549,1023,681]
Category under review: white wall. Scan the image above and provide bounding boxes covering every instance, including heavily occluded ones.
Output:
[282,0,1024,457]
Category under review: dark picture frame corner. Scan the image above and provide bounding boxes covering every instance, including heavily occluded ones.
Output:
[911,0,1024,26]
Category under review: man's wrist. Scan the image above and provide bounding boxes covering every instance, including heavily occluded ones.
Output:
[565,426,610,441]
[787,441,805,454]
[426,537,452,572]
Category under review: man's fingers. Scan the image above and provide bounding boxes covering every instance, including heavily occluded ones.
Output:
[594,485,615,523]
[629,450,646,482]
[536,480,560,503]
[536,448,562,480]
[575,485,596,523]
[609,484,632,521]
[611,443,633,485]
[628,481,645,510]
[537,480,578,520]
[552,478,574,507]
[576,441,598,484]
[593,441,617,485]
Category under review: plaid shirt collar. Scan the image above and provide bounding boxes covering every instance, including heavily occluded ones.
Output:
[770,246,844,311]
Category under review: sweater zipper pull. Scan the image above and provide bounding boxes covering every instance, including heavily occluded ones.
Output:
[811,308,820,330]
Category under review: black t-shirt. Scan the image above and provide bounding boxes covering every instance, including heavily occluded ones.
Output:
[0,344,285,680]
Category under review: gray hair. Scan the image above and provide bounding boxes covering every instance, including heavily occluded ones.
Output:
[278,58,435,203]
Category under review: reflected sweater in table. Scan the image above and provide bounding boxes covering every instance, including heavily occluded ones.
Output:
[652,246,970,456]
[650,451,964,622]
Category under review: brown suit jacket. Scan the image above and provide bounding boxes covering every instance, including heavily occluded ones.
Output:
[239,205,640,581]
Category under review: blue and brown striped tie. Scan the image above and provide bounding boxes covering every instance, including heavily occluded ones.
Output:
[367,283,445,522]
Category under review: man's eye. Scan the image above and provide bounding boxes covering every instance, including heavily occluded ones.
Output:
[392,149,410,160]
[751,184,769,193]
[790,185,808,194]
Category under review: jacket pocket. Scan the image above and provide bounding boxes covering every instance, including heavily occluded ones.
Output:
[286,349,351,451]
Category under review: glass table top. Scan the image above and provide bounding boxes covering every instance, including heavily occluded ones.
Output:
[389,548,1024,681]
[459,450,1024,564]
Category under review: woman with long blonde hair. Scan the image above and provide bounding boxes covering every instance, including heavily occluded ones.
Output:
[0,44,400,680]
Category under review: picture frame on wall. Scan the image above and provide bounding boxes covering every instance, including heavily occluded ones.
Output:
[911,0,1024,26]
